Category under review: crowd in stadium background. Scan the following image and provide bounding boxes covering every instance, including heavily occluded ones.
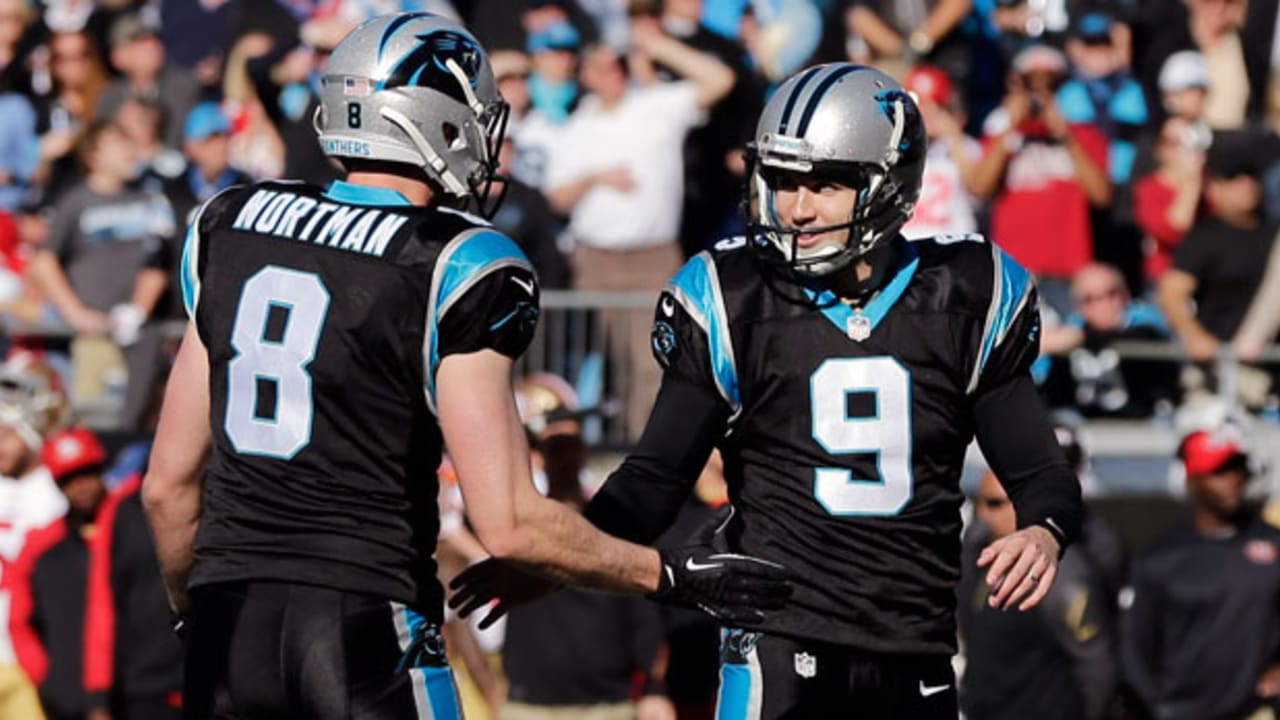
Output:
[0,0,1276,718]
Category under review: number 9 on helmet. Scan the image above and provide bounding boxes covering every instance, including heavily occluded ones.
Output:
[315,12,509,216]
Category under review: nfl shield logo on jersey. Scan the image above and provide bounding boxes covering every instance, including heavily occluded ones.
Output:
[846,313,871,342]
[794,652,817,678]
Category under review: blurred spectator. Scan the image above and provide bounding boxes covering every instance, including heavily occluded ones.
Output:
[1157,131,1278,406]
[502,373,672,720]
[246,34,338,184]
[546,34,732,438]
[97,12,199,151]
[1058,12,1149,291]
[1134,115,1208,283]
[959,468,1117,720]
[843,0,974,81]
[27,120,175,431]
[492,137,569,289]
[1040,262,1179,418]
[1135,0,1273,129]
[116,95,187,183]
[1158,50,1211,123]
[991,0,1071,46]
[0,0,37,96]
[157,0,238,89]
[10,427,108,720]
[468,0,599,55]
[1121,427,1280,720]
[0,355,68,719]
[649,0,764,254]
[901,63,980,239]
[162,102,253,228]
[33,30,110,206]
[0,90,37,212]
[84,467,183,719]
[972,45,1112,313]
[510,20,581,190]
[222,31,286,180]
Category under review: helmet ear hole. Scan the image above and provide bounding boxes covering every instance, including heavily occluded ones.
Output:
[441,122,460,147]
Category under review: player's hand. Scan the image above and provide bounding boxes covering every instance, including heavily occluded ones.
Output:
[977,525,1060,611]
[648,543,792,625]
[448,558,558,629]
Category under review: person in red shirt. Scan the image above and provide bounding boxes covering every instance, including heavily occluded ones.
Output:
[972,44,1113,314]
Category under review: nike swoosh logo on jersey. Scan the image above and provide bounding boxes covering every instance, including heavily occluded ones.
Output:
[661,296,675,317]
[919,681,950,697]
[685,558,723,572]
[1045,517,1064,537]
[511,276,535,295]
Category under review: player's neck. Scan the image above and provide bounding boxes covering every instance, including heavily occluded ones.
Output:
[343,171,434,206]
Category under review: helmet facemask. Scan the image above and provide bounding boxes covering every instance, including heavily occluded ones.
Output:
[744,153,913,280]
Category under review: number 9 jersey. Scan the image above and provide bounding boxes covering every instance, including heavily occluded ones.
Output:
[653,234,1042,655]
[179,179,540,622]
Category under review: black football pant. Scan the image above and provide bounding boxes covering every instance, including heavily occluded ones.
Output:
[183,581,461,720]
[714,629,957,719]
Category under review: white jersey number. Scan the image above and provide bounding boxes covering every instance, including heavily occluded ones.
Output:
[811,357,914,516]
[225,266,331,459]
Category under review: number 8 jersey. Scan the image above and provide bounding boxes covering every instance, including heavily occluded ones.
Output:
[180,180,539,621]
[654,234,1041,655]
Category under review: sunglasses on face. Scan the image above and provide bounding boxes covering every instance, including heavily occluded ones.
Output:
[978,497,1010,509]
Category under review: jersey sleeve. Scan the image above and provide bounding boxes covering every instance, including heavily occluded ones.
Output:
[178,187,239,318]
[653,252,739,415]
[969,245,1042,394]
[425,229,539,411]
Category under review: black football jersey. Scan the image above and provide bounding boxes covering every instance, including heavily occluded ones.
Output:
[653,234,1040,655]
[179,180,539,620]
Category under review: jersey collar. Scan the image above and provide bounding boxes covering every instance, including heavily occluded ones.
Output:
[805,240,920,340]
[324,180,412,207]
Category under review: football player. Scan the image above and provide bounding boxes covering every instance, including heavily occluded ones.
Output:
[454,64,1084,718]
[141,13,788,720]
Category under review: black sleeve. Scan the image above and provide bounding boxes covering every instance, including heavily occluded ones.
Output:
[1119,555,1163,713]
[436,265,540,361]
[973,374,1083,550]
[583,373,728,545]
[1171,224,1212,277]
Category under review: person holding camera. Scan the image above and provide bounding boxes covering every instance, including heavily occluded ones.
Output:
[972,44,1112,314]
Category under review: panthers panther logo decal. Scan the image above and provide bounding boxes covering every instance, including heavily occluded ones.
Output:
[378,28,482,102]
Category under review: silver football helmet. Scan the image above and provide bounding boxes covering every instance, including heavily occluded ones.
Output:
[316,12,508,213]
[745,63,925,276]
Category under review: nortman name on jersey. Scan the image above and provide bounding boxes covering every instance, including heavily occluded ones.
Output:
[231,188,409,257]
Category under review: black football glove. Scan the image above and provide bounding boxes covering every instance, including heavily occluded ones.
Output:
[649,507,792,625]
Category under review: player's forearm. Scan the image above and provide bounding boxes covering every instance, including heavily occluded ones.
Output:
[973,375,1083,548]
[585,373,725,543]
[499,496,663,594]
[141,479,201,614]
